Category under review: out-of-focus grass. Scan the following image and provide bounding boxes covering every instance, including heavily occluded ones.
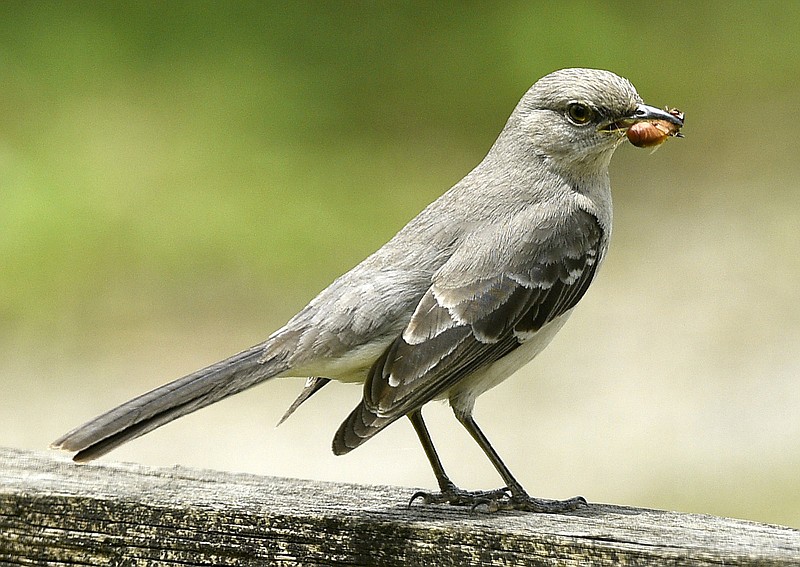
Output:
[2,2,800,528]
[3,2,798,334]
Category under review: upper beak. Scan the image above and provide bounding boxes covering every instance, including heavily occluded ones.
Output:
[629,103,684,126]
[601,103,685,131]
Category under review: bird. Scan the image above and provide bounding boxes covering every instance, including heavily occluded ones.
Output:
[53,68,683,513]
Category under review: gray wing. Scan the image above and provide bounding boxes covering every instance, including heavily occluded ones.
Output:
[333,209,604,454]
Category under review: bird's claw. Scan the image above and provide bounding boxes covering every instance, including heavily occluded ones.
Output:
[408,486,511,510]
[409,486,587,514]
[490,494,588,513]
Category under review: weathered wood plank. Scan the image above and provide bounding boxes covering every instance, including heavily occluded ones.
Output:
[0,447,798,566]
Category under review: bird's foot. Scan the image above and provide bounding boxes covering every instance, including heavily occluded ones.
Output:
[409,482,511,511]
[488,493,587,513]
[409,482,587,514]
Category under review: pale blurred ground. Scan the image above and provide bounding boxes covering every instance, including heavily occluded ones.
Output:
[2,3,799,529]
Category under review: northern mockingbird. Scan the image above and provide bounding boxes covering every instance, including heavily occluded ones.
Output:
[53,68,683,513]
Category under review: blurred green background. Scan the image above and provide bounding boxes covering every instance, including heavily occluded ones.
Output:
[2,2,799,528]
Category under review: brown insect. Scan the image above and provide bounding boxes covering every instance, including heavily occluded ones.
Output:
[627,108,684,148]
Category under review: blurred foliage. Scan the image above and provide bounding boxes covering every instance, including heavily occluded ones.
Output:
[0,1,798,333]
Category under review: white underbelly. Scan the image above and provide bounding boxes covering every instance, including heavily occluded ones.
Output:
[445,311,573,414]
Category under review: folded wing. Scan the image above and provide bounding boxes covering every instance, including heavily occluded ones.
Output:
[333,208,604,454]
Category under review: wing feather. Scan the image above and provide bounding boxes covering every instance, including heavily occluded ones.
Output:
[333,208,604,454]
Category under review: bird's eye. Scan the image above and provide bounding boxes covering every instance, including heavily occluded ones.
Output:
[566,103,594,125]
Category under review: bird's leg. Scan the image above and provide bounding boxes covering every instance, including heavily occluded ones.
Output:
[454,410,587,513]
[407,410,509,508]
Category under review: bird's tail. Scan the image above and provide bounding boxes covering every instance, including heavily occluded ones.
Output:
[332,401,398,456]
[52,343,287,462]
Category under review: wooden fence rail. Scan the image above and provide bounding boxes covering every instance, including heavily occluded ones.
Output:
[1,447,798,565]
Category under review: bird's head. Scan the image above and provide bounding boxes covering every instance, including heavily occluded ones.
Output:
[507,68,683,173]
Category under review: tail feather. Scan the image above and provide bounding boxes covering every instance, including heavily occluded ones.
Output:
[276,376,331,427]
[52,343,288,461]
[331,402,398,455]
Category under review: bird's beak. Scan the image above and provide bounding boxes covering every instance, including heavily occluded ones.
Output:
[601,103,684,132]
[630,103,684,127]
